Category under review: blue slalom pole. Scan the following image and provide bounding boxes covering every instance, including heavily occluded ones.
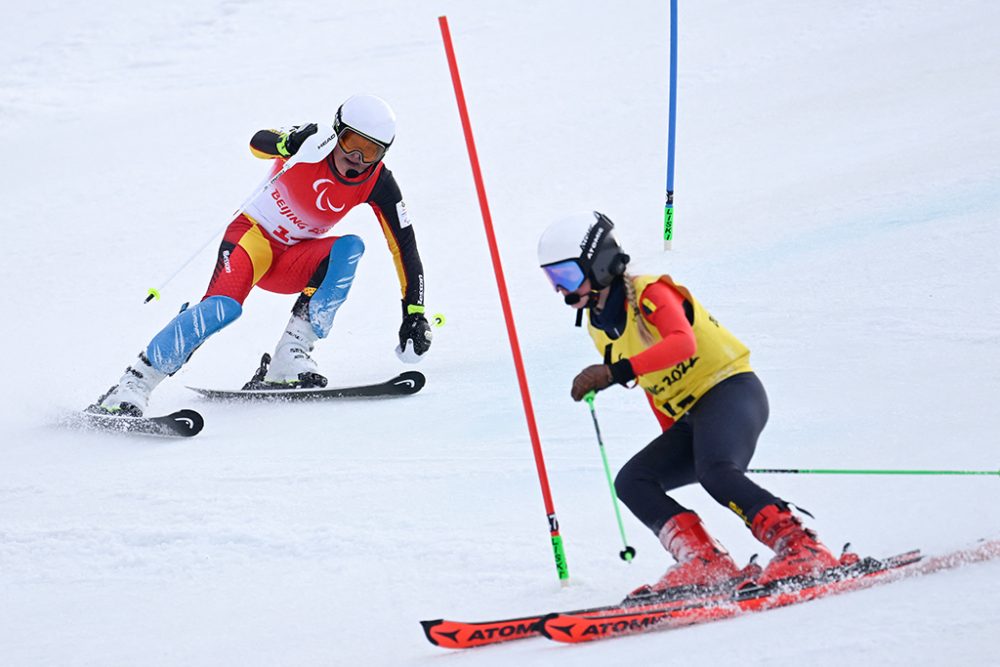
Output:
[664,0,678,250]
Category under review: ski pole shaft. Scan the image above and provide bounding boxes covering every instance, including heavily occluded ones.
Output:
[583,392,636,562]
[144,225,228,303]
[749,468,1000,476]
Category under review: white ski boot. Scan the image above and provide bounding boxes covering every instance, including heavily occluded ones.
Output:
[263,315,327,388]
[94,353,167,417]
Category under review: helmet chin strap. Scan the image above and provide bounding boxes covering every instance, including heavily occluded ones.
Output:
[566,290,600,327]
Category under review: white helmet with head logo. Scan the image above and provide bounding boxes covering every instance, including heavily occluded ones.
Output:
[334,94,396,163]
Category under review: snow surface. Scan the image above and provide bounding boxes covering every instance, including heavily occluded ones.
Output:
[3,1,999,665]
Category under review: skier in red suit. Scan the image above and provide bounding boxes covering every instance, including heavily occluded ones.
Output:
[92,94,431,415]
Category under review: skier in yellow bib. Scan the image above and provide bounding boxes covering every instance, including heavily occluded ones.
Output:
[537,211,851,592]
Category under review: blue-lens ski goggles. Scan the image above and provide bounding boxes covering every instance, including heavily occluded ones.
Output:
[541,259,586,293]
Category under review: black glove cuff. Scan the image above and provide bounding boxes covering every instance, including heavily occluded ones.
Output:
[609,358,636,386]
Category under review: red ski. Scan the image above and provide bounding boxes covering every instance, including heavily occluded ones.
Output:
[420,577,745,649]
[540,540,999,643]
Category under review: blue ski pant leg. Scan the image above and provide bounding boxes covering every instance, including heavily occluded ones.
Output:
[307,235,365,338]
[145,295,243,375]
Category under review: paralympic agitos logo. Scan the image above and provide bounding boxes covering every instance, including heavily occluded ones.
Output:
[312,179,346,212]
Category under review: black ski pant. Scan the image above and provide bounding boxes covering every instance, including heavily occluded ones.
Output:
[614,372,780,537]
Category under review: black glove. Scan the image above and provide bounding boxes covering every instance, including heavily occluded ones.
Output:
[396,303,432,363]
[276,123,318,158]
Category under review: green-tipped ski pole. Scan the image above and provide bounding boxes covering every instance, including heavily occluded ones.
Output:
[583,391,636,562]
[749,468,1000,476]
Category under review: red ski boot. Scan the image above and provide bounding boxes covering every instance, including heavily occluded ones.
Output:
[751,504,840,584]
[645,511,741,592]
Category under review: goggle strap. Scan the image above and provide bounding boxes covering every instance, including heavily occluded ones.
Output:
[580,214,614,265]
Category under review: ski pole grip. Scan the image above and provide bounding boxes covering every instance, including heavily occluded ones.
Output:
[291,129,339,164]
[583,391,596,408]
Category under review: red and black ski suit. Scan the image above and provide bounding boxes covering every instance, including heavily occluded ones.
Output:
[202,128,424,316]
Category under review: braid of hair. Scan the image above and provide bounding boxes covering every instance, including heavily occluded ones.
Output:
[623,272,655,347]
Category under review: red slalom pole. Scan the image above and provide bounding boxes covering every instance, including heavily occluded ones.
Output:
[438,15,569,585]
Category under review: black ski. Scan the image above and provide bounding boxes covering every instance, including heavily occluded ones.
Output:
[187,371,425,401]
[68,409,204,438]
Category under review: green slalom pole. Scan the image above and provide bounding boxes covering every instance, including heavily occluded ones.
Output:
[583,391,636,562]
[749,468,1000,476]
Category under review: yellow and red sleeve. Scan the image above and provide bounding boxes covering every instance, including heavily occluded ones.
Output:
[249,129,285,160]
[627,281,697,376]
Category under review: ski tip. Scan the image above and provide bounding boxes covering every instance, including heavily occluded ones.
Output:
[536,613,560,640]
[62,408,204,438]
[393,370,426,394]
[419,620,443,646]
[169,409,205,436]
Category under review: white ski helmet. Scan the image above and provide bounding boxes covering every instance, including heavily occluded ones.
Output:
[334,94,396,162]
[538,211,630,292]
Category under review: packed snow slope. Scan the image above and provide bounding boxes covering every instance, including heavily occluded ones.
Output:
[2,1,999,665]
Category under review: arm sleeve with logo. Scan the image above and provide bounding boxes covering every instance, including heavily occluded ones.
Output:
[627,281,697,376]
[367,167,425,308]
